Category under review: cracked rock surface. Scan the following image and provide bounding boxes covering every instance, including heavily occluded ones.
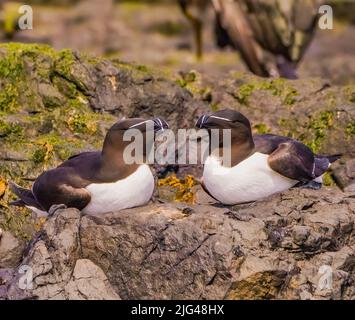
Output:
[1,187,354,300]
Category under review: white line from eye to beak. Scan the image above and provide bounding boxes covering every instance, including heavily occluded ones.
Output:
[157,118,164,131]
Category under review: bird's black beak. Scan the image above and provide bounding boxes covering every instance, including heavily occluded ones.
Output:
[195,114,210,129]
[153,118,169,132]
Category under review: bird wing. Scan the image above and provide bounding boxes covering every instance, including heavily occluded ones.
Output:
[254,134,293,154]
[267,140,316,182]
[64,151,98,163]
[255,134,340,180]
[254,134,318,181]
[212,0,322,77]
[241,0,322,62]
[212,0,269,76]
[32,167,92,212]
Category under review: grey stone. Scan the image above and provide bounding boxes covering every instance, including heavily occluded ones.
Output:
[0,231,25,269]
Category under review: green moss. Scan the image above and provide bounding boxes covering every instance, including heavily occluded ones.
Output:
[54,49,76,78]
[346,121,355,136]
[306,111,335,153]
[323,172,334,186]
[32,144,53,164]
[277,110,339,153]
[0,43,78,113]
[66,111,96,134]
[278,118,288,127]
[0,84,19,112]
[176,70,198,88]
[0,119,24,141]
[234,78,298,105]
[175,70,210,98]
[0,50,24,81]
[52,75,78,99]
[258,79,284,96]
[31,132,86,163]
[211,103,219,112]
[253,123,271,134]
[136,64,149,72]
[0,207,34,240]
[283,88,299,105]
[343,85,355,103]
[236,84,255,104]
[259,79,299,105]
[112,59,153,79]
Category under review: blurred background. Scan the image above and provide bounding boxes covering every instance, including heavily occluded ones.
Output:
[0,0,354,85]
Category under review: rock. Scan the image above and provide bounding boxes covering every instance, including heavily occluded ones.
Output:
[1,187,354,300]
[2,208,120,300]
[225,255,288,300]
[65,259,120,300]
[332,158,355,192]
[0,268,15,299]
[38,83,66,108]
[0,231,26,268]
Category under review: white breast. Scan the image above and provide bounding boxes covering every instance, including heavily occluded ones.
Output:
[82,164,154,215]
[203,153,298,205]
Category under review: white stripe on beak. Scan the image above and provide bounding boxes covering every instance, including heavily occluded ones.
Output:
[196,114,208,128]
[158,118,164,132]
[129,120,150,129]
[209,115,233,122]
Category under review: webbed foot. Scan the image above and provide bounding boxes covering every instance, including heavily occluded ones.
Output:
[48,204,67,216]
[295,181,322,190]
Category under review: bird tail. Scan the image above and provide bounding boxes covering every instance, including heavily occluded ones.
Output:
[316,153,342,163]
[9,181,43,210]
[325,154,342,163]
[9,199,27,207]
[314,154,342,177]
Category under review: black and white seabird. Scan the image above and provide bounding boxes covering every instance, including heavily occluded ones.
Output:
[10,117,169,216]
[196,109,340,205]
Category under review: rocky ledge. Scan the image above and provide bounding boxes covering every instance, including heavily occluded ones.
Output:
[0,43,354,300]
[1,187,354,300]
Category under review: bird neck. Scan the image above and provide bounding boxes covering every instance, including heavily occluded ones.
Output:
[100,130,139,180]
[213,126,255,167]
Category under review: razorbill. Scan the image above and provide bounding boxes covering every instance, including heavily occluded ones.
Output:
[10,117,169,216]
[196,109,340,205]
